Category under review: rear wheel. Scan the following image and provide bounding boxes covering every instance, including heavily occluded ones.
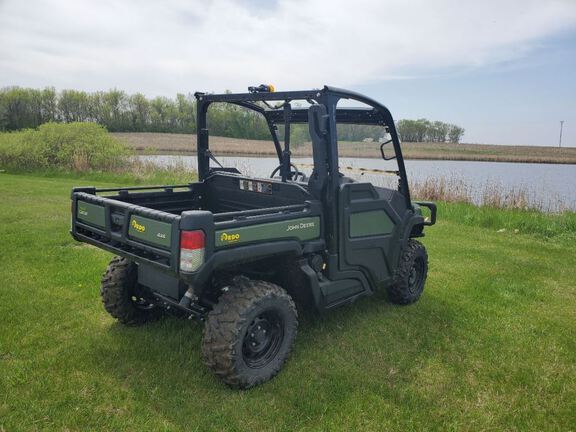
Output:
[387,239,428,305]
[201,276,298,389]
[100,256,161,325]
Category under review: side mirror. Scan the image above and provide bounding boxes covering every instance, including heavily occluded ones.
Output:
[379,139,396,160]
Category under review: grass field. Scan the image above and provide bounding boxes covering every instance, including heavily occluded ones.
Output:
[1,173,575,431]
[114,132,576,164]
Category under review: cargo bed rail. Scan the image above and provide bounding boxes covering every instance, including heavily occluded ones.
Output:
[88,184,193,194]
[213,203,309,222]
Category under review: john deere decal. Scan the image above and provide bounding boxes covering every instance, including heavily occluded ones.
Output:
[215,217,320,248]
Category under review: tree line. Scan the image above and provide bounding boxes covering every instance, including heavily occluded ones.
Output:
[0,87,464,143]
[396,119,465,143]
[0,87,198,133]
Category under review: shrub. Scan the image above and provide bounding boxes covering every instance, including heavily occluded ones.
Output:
[0,122,128,172]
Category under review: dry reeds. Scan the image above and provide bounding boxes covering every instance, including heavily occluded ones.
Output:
[408,176,568,212]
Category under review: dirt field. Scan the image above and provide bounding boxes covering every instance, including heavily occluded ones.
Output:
[113,132,576,164]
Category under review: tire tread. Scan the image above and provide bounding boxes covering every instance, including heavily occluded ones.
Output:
[100,256,161,326]
[201,276,298,389]
[387,239,428,305]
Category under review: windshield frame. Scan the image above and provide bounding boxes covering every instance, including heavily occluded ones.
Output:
[194,86,410,206]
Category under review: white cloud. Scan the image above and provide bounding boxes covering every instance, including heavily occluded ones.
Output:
[0,0,575,95]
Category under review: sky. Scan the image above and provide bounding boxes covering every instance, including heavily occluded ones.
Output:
[0,0,575,146]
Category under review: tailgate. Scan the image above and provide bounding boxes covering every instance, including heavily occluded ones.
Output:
[72,190,180,271]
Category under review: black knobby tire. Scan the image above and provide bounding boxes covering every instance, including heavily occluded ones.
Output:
[100,256,161,325]
[387,239,428,305]
[201,277,298,389]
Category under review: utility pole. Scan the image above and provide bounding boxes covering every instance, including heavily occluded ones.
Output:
[559,120,564,148]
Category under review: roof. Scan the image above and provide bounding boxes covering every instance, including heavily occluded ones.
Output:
[195,86,393,126]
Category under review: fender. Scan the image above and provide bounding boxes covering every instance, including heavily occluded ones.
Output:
[397,201,436,268]
[183,240,304,294]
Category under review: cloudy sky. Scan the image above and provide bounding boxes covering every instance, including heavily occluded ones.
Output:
[1,0,575,146]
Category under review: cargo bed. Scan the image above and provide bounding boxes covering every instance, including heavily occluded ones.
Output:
[71,173,323,287]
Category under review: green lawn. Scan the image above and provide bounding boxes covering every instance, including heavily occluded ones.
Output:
[1,173,575,431]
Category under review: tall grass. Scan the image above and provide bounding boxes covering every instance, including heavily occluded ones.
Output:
[438,201,576,240]
[409,176,570,213]
[407,176,576,239]
[0,122,127,171]
[0,123,195,184]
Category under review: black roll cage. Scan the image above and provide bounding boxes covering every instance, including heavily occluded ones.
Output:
[194,85,411,207]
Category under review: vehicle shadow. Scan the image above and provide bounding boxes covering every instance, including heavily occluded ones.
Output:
[89,286,457,429]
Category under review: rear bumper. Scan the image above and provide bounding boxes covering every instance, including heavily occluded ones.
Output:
[71,230,176,273]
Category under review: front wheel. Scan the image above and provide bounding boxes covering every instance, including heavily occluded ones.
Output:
[387,239,428,305]
[201,277,298,389]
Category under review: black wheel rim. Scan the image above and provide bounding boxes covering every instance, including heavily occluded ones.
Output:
[242,310,284,369]
[408,257,425,294]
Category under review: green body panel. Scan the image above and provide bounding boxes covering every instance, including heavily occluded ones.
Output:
[77,201,105,228]
[215,217,320,248]
[128,215,172,249]
[349,210,394,237]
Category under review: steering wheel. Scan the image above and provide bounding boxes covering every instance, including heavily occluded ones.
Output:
[270,163,307,182]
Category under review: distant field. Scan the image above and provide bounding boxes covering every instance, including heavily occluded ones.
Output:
[113,132,576,164]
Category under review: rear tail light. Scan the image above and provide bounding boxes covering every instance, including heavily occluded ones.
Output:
[180,230,205,272]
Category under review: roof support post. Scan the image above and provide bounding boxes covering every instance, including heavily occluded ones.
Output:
[280,102,292,182]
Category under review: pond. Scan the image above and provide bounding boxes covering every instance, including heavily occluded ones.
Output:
[139,155,576,212]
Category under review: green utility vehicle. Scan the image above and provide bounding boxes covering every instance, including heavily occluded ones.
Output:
[71,86,436,388]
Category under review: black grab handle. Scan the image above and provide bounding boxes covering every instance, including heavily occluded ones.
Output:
[414,201,437,226]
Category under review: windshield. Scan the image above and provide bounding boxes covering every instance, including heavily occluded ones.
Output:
[204,101,400,188]
[205,101,314,179]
